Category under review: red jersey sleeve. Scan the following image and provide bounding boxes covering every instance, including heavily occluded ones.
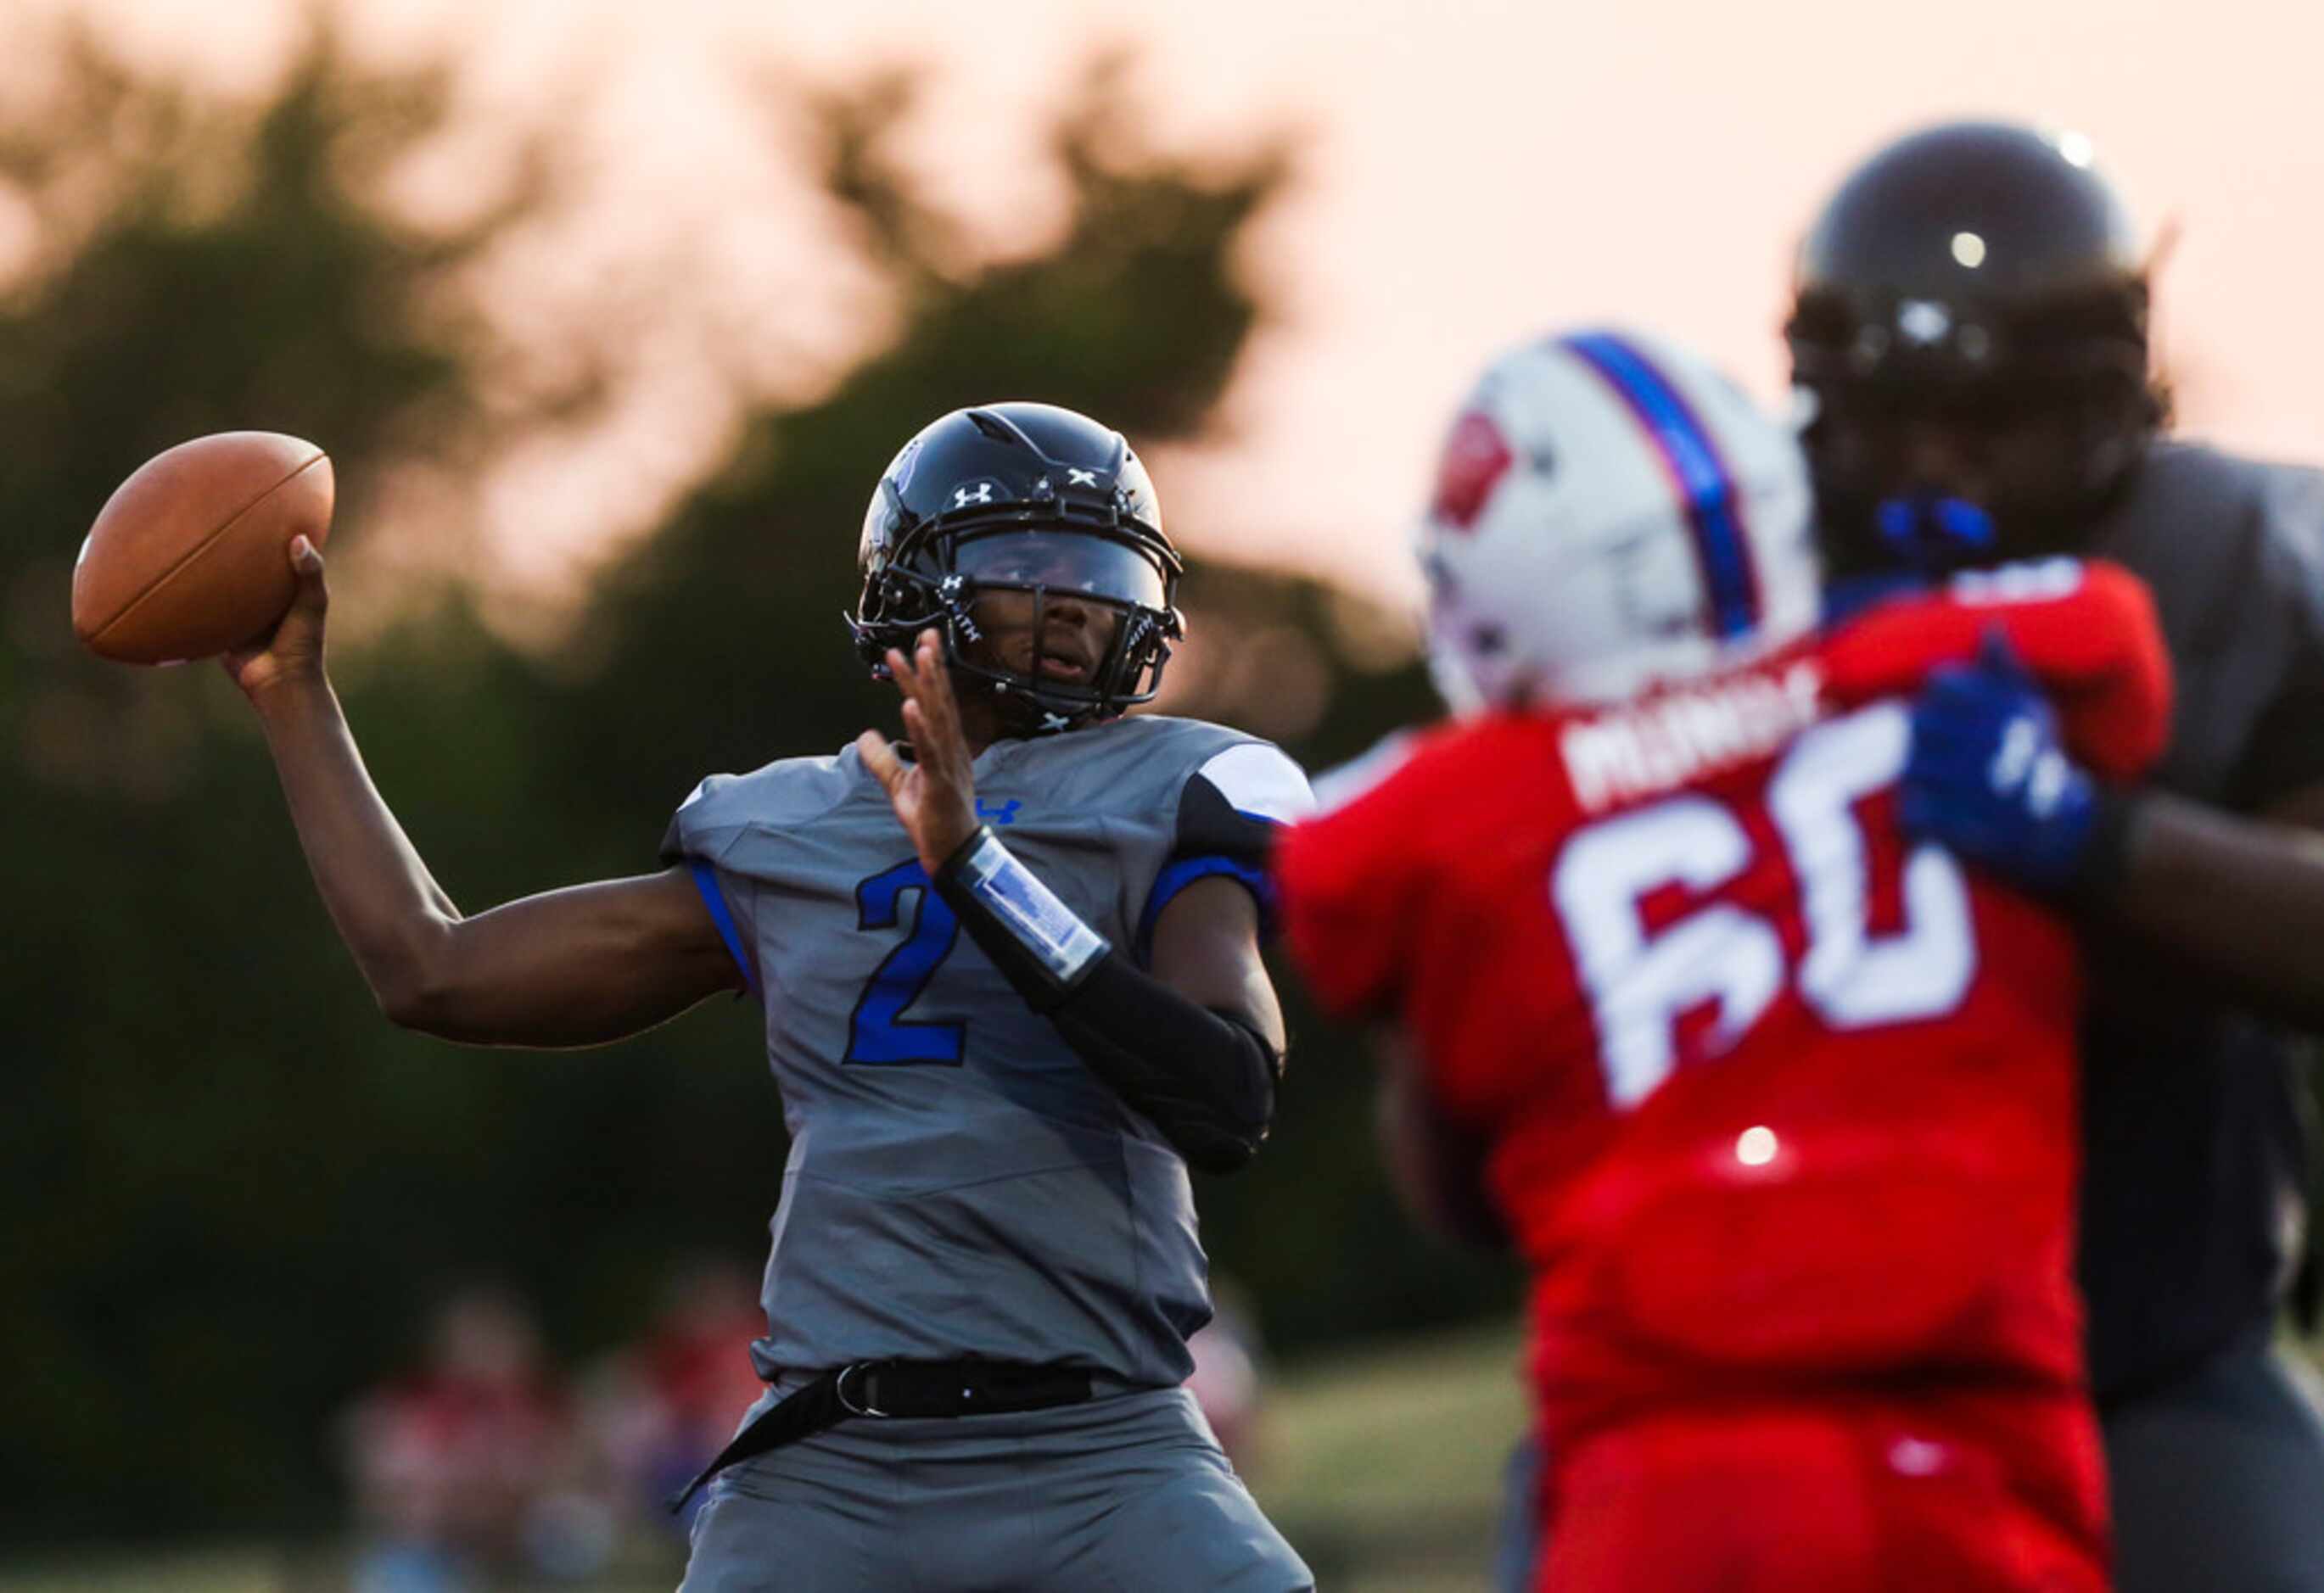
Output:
[1821,557,2173,780]
[1275,729,1458,1017]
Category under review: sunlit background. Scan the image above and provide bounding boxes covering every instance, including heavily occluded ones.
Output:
[8,0,2321,1587]
[38,0,2324,611]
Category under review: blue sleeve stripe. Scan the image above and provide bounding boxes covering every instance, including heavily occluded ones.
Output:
[688,859,759,998]
[1137,854,1278,964]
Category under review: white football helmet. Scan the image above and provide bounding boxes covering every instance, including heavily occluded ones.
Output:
[1419,328,1818,712]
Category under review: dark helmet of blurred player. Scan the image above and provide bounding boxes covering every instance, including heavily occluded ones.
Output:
[848,402,1185,735]
[1419,327,1819,712]
[1786,120,2165,578]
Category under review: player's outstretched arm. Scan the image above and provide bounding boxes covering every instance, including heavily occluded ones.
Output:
[224,539,743,1046]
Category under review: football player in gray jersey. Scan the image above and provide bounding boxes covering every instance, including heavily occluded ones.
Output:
[222,400,1314,1591]
[1786,121,2324,1593]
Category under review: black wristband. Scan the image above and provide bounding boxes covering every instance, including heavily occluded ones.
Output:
[2070,785,2148,904]
[932,826,1111,1011]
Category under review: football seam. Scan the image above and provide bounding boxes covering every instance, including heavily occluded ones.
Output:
[87,451,329,649]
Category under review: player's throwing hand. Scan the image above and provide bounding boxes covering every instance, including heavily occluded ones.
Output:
[221,534,330,704]
[858,626,982,874]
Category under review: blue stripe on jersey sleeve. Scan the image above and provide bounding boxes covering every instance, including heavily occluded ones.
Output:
[688,858,760,998]
[1136,853,1279,966]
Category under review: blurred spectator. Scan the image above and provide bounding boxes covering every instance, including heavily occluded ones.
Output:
[584,1255,768,1539]
[1185,1281,1267,1476]
[339,1284,608,1591]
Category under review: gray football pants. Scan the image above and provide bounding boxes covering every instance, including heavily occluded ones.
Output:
[2103,1331,2324,1593]
[680,1386,1313,1592]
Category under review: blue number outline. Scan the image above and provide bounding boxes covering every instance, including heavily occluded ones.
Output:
[845,858,966,1065]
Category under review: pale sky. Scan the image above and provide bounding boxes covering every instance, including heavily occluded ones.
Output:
[50,0,2324,616]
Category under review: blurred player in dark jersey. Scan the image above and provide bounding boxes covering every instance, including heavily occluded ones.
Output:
[1789,120,2324,1593]
[1276,327,2173,1590]
[225,401,1313,1591]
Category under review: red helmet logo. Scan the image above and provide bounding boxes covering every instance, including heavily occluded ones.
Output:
[1431,411,1514,531]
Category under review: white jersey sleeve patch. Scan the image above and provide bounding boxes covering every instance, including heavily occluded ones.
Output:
[1197,741,1316,824]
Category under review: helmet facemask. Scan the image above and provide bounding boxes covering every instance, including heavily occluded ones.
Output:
[1790,277,2159,577]
[1784,122,2165,578]
[852,511,1184,737]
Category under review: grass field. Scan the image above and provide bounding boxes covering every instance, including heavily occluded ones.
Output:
[1258,1316,1530,1591]
[0,1316,1533,1592]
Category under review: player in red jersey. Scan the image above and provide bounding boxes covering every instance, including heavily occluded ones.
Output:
[1274,329,2173,1591]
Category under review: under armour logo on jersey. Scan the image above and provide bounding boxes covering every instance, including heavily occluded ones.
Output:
[976,797,1022,826]
[1066,467,1100,488]
[953,482,994,507]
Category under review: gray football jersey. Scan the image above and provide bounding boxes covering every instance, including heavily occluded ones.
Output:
[2069,440,2324,1395]
[662,713,1313,1390]
[2085,441,2324,806]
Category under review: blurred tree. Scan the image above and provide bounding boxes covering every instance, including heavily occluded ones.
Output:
[0,15,572,1540]
[0,21,1515,1551]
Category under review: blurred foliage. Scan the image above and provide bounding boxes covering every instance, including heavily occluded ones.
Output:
[0,19,1515,1546]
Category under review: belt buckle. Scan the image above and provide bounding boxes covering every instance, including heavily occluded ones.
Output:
[834,1361,891,1418]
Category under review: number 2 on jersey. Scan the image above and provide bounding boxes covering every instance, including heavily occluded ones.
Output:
[847,859,966,1065]
[1554,702,1976,1109]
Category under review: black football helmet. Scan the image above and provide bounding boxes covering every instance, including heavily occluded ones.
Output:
[848,402,1184,735]
[1786,121,2164,576]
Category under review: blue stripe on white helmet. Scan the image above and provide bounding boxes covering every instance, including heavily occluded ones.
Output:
[1418,327,1818,713]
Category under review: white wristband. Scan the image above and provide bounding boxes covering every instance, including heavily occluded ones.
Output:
[953,830,1110,987]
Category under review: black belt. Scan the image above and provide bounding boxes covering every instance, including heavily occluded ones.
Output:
[667,1358,1097,1512]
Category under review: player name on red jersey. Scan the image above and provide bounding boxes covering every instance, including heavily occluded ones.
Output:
[1560,658,1823,813]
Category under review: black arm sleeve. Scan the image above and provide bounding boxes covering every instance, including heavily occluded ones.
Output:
[932,827,1280,1175]
[1045,953,1280,1176]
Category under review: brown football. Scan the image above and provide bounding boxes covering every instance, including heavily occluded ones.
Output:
[73,431,334,664]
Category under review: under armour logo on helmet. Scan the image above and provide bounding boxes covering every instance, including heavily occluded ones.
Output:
[953,482,994,507]
[1066,467,1100,488]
